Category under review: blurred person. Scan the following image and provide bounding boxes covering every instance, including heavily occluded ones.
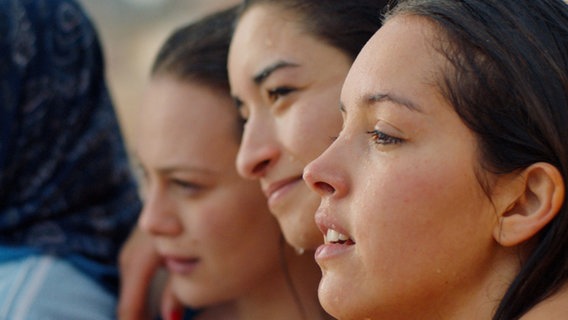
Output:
[130,6,326,320]
[0,0,140,319]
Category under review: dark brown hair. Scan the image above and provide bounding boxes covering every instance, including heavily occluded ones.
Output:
[151,5,242,137]
[387,0,568,319]
[238,0,389,61]
[151,5,237,92]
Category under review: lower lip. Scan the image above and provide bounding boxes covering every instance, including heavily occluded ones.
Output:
[315,243,354,262]
[164,258,200,275]
[267,179,302,208]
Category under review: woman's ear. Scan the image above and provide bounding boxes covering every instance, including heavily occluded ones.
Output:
[493,163,565,247]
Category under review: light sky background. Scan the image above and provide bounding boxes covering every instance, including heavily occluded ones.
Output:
[79,0,238,149]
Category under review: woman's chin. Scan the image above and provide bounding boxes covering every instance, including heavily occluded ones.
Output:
[274,195,323,250]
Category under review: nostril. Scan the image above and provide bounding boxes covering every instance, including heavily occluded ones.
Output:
[251,159,270,176]
[314,181,335,194]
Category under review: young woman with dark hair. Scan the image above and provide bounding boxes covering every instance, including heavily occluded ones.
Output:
[304,0,568,319]
[229,0,389,253]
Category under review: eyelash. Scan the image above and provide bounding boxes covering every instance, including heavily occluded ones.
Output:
[233,97,243,109]
[171,179,202,194]
[238,110,248,123]
[234,98,249,123]
[234,86,296,123]
[267,86,295,101]
[366,130,404,145]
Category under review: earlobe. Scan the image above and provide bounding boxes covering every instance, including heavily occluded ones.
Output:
[494,163,565,247]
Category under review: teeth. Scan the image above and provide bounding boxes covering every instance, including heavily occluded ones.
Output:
[325,229,350,244]
[326,229,339,243]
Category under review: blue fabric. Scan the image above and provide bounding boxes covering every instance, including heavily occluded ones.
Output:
[0,245,39,261]
[0,253,116,320]
[0,0,141,291]
[0,246,117,288]
[183,309,200,320]
[154,309,200,320]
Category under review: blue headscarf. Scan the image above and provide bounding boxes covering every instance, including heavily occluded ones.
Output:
[0,0,140,266]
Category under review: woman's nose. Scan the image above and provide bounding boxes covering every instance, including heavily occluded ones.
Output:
[138,186,182,237]
[303,139,347,198]
[236,116,280,179]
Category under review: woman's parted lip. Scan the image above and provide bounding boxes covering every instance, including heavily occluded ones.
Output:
[315,207,355,244]
[262,175,303,199]
[162,255,200,273]
[315,208,356,261]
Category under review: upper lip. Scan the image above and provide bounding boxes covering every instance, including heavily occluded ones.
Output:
[315,206,353,242]
[163,255,198,261]
[262,175,303,199]
[160,255,200,269]
[158,250,199,262]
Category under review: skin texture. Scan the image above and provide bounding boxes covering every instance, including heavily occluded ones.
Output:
[136,76,284,310]
[303,16,524,319]
[228,4,352,250]
[118,227,162,320]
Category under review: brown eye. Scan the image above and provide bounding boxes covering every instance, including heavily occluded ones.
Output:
[267,87,295,101]
[237,105,250,123]
[170,178,204,197]
[366,130,403,145]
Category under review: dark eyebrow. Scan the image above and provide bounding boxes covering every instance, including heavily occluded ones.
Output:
[366,93,423,113]
[253,60,299,85]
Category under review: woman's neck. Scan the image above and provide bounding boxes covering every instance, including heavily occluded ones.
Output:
[237,246,327,320]
[198,246,328,320]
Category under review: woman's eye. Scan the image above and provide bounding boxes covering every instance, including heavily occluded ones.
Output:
[367,130,404,145]
[238,108,249,123]
[267,86,295,101]
[171,179,202,195]
[234,98,249,123]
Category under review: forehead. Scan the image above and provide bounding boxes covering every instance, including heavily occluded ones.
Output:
[229,5,310,71]
[140,77,234,127]
[233,4,302,45]
[137,78,238,164]
[342,15,443,104]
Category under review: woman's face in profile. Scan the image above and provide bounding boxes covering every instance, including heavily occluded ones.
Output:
[228,4,352,250]
[136,77,283,308]
[304,16,506,319]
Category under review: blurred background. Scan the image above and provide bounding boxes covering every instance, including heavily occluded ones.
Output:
[78,0,238,150]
